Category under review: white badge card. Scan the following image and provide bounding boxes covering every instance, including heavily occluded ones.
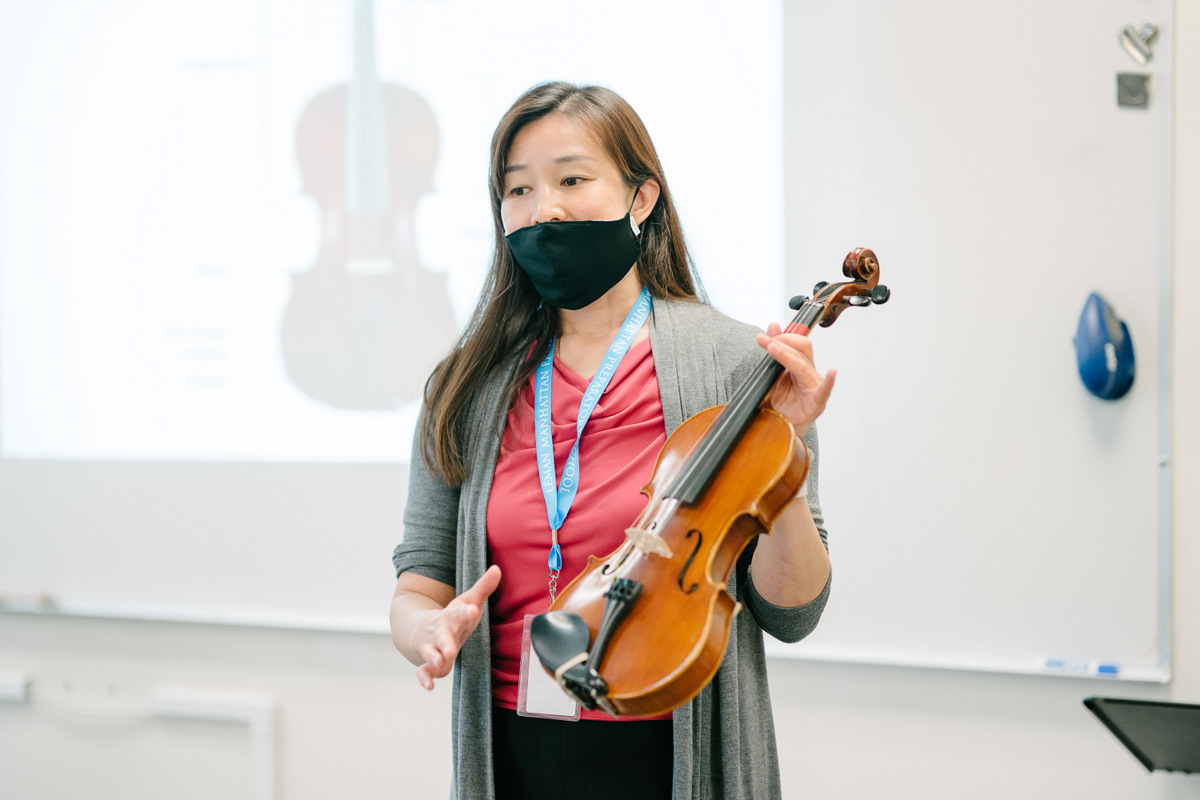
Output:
[516,614,581,720]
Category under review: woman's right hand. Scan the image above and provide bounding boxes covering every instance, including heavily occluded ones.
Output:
[393,565,503,691]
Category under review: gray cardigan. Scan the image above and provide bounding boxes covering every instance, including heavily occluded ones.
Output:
[394,297,831,800]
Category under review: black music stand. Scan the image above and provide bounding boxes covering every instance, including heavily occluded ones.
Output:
[1084,697,1200,774]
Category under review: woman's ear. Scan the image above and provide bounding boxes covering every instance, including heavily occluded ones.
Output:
[632,178,661,227]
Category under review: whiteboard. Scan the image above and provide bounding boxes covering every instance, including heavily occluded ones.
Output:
[0,0,1172,685]
[767,0,1171,682]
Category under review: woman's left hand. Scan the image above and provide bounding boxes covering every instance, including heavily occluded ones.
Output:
[757,323,837,439]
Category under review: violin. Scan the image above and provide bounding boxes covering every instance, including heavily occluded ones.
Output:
[530,248,889,717]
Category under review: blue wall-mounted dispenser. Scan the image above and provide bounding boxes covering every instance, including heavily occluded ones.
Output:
[1074,292,1135,400]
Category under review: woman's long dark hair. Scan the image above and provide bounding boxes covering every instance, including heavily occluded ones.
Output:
[420,82,702,486]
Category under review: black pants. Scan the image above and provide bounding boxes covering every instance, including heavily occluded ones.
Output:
[491,707,673,800]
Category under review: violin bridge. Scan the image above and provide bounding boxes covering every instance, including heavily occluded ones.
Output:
[625,527,673,558]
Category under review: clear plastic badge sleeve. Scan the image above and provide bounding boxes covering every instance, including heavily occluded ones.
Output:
[517,613,581,720]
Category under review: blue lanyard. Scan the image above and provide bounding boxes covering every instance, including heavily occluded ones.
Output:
[534,287,652,596]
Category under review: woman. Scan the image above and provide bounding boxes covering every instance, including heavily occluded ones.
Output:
[391,81,833,800]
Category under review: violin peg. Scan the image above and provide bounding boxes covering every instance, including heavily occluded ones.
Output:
[870,285,891,305]
[788,295,809,310]
[813,281,828,294]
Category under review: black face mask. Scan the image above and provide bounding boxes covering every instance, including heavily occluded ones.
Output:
[505,195,642,310]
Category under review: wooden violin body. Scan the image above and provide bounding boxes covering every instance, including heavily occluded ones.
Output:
[549,406,807,716]
[530,248,887,717]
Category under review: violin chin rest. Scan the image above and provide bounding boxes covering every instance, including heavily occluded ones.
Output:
[530,611,591,675]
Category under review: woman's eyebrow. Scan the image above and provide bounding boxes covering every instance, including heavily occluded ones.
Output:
[504,154,595,175]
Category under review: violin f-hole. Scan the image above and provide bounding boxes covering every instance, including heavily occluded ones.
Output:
[677,530,703,594]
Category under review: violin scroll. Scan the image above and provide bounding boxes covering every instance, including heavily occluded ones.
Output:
[795,247,890,328]
[843,247,879,281]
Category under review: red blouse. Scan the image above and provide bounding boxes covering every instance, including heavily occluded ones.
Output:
[486,337,667,720]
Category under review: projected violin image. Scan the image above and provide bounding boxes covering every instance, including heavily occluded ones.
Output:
[281,0,457,410]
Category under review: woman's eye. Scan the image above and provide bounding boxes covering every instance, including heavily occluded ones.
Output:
[563,176,582,187]
[508,186,527,197]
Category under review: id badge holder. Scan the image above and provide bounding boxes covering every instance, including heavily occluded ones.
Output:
[517,614,581,721]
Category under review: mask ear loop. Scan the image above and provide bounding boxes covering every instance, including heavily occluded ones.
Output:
[627,184,644,236]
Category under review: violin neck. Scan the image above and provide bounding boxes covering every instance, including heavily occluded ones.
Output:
[666,301,823,504]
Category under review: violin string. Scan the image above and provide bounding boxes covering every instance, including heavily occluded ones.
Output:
[665,300,824,501]
[668,308,807,494]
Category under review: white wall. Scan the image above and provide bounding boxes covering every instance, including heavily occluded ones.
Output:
[2,5,1198,798]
